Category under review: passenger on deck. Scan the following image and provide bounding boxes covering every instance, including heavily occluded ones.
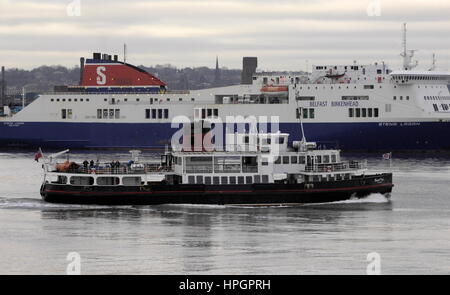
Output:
[89,160,94,168]
[83,160,88,170]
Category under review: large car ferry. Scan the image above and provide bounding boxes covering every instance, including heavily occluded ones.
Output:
[39,132,393,205]
[1,25,450,151]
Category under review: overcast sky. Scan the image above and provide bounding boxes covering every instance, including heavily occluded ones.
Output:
[0,0,449,71]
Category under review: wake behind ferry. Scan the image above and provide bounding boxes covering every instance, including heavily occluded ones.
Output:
[39,132,393,205]
[2,24,450,151]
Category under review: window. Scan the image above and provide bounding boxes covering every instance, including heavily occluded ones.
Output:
[309,108,315,119]
[364,85,374,89]
[152,109,157,119]
[164,109,169,119]
[316,155,322,164]
[188,176,195,184]
[145,109,150,119]
[196,176,203,184]
[299,156,305,164]
[368,108,373,117]
[61,109,67,119]
[283,156,289,164]
[262,175,269,183]
[97,109,102,119]
[303,108,308,119]
[230,177,236,184]
[205,177,211,185]
[331,154,337,163]
[238,176,245,184]
[356,108,361,117]
[158,109,162,119]
[103,109,108,118]
[254,175,261,184]
[115,109,120,119]
[349,108,354,117]
[274,157,281,164]
[362,108,367,117]
[342,96,369,100]
[221,176,228,185]
[374,108,379,117]
[246,176,252,184]
[323,155,330,163]
[213,109,218,117]
[296,96,315,101]
[109,109,114,119]
[291,156,298,164]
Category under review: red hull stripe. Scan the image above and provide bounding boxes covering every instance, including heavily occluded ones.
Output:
[45,183,393,196]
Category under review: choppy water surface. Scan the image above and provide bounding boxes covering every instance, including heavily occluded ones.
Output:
[0,151,449,274]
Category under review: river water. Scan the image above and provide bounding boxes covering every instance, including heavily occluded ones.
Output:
[0,151,449,274]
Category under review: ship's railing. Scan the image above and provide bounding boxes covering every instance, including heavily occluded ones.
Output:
[42,90,190,95]
[304,160,367,173]
[51,164,173,175]
[184,164,257,173]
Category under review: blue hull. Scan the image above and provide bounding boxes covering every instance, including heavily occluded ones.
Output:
[1,121,450,151]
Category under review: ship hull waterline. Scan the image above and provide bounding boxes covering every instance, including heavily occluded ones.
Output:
[40,173,393,205]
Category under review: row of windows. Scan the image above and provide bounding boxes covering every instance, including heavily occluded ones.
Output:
[393,96,410,100]
[432,104,450,112]
[296,108,315,119]
[52,98,89,102]
[394,75,447,81]
[187,175,270,185]
[424,96,450,101]
[342,96,369,101]
[61,109,72,119]
[298,84,383,90]
[51,97,197,103]
[145,108,169,119]
[268,154,337,165]
[97,109,120,119]
[195,108,219,119]
[349,108,379,118]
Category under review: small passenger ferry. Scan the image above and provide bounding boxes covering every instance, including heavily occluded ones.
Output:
[40,132,393,205]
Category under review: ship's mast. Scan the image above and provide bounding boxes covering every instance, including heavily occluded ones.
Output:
[429,53,436,71]
[124,43,127,63]
[400,23,418,70]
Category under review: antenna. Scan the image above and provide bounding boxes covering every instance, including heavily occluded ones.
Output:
[295,99,307,144]
[123,43,127,63]
[400,23,418,70]
[429,53,436,71]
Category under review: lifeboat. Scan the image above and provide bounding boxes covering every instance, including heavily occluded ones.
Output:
[260,85,289,96]
[325,73,345,79]
[56,161,80,172]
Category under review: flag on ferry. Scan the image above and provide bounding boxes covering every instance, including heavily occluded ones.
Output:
[34,148,43,162]
[382,152,392,160]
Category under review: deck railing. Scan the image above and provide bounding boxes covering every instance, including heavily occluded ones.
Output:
[304,160,367,173]
[50,164,173,175]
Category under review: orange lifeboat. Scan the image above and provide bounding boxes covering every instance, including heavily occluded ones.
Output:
[260,85,288,96]
[56,161,80,172]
